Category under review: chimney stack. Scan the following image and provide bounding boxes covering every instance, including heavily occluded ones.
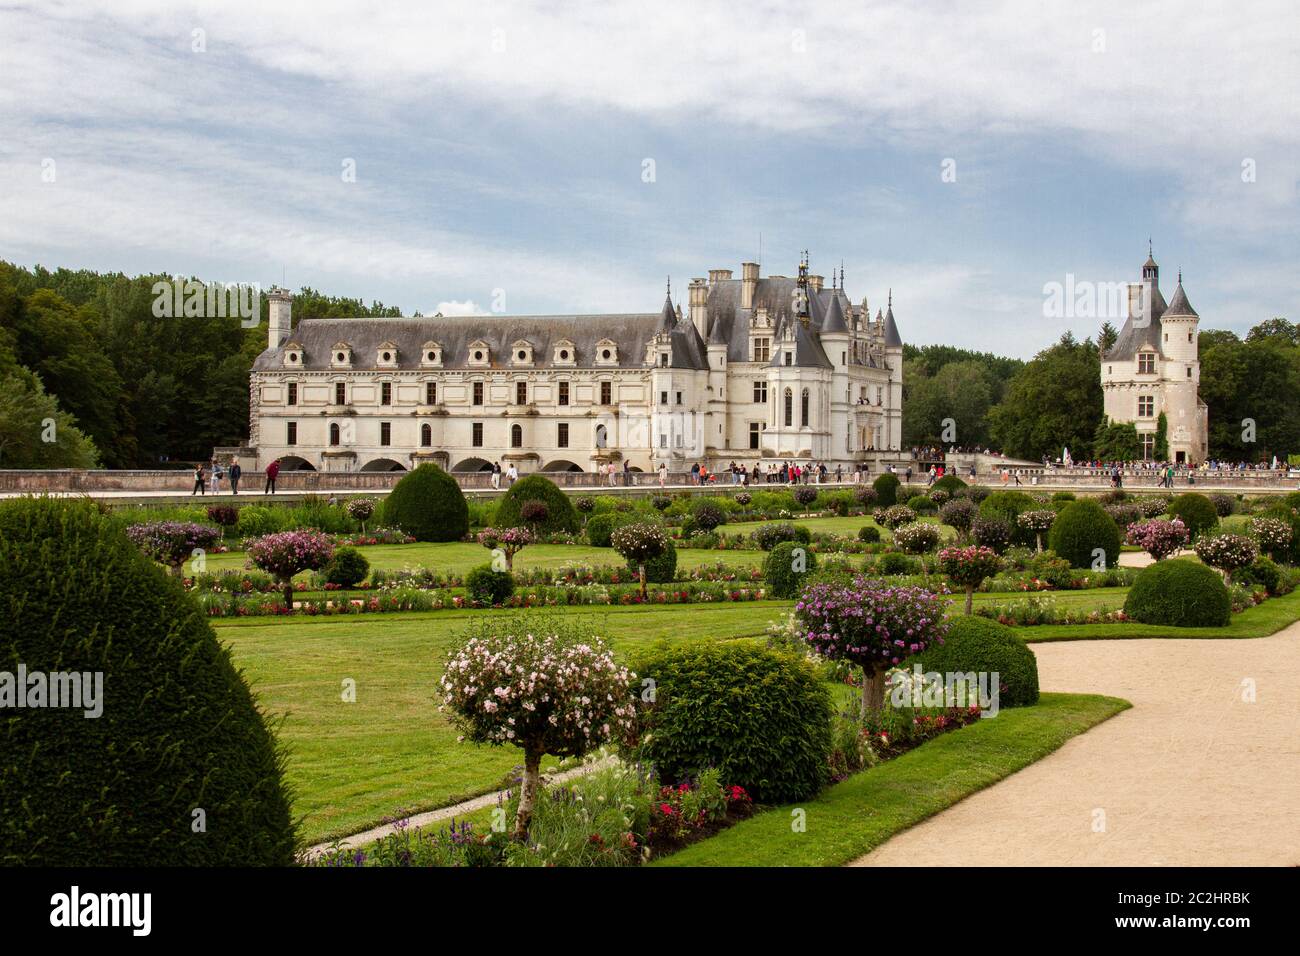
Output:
[741,261,759,309]
[688,278,708,339]
[708,268,733,285]
[267,286,292,349]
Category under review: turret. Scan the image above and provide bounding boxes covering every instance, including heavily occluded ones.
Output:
[267,286,292,349]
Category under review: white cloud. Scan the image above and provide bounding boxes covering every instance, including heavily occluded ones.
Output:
[430,300,488,317]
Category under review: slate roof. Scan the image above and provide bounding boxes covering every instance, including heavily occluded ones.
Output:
[1104,283,1169,361]
[1163,278,1198,318]
[882,304,903,348]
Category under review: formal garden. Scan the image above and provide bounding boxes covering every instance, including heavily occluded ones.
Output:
[5,467,1299,866]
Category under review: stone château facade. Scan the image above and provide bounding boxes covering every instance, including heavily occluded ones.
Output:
[1101,249,1208,463]
[247,257,904,474]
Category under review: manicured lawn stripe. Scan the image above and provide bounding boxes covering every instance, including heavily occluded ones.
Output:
[653,692,1129,867]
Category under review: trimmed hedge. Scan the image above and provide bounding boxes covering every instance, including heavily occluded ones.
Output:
[585,513,623,548]
[873,473,902,507]
[1047,499,1122,569]
[764,540,818,598]
[495,475,580,534]
[465,564,515,605]
[753,522,811,551]
[910,616,1039,708]
[324,545,370,587]
[634,537,678,583]
[629,642,832,803]
[0,497,296,865]
[1122,558,1231,627]
[384,463,469,542]
[932,474,968,495]
[1167,493,1219,540]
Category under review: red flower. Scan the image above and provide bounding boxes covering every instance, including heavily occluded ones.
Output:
[659,803,675,816]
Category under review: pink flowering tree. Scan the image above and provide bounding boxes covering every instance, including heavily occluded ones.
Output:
[125,521,222,576]
[936,545,1002,614]
[476,526,532,570]
[1126,518,1189,561]
[247,530,335,608]
[795,576,949,712]
[611,522,669,598]
[439,626,637,839]
[1194,533,1258,584]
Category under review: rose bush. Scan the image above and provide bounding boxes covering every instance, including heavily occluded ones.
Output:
[125,521,222,576]
[247,529,335,607]
[1126,518,1189,561]
[936,545,1002,614]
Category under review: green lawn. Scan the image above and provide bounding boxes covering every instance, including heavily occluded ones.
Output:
[654,693,1130,867]
[215,602,782,844]
[1022,587,1300,641]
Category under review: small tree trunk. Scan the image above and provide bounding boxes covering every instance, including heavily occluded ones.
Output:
[638,563,647,599]
[513,749,542,841]
[861,667,886,712]
[1036,532,1043,552]
[282,578,294,610]
[965,584,975,615]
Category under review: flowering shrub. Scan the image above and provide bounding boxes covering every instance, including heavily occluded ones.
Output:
[477,526,533,570]
[125,521,223,575]
[574,496,595,513]
[795,576,949,711]
[971,517,1013,554]
[1126,518,1189,561]
[346,497,377,531]
[854,486,879,507]
[1194,533,1258,582]
[734,492,752,506]
[1104,503,1144,529]
[691,500,726,531]
[936,545,1001,614]
[876,505,917,530]
[335,526,414,547]
[520,499,550,527]
[1016,509,1056,551]
[611,522,669,596]
[975,594,1128,627]
[793,486,818,507]
[929,489,950,506]
[891,522,942,554]
[1250,517,1294,561]
[247,530,335,606]
[1139,497,1170,518]
[206,505,239,527]
[939,497,979,539]
[440,622,637,839]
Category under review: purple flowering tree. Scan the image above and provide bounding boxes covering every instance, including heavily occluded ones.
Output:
[477,526,532,570]
[125,521,222,576]
[247,530,336,608]
[796,576,949,712]
[1126,518,1189,561]
[440,627,637,839]
[936,545,1002,614]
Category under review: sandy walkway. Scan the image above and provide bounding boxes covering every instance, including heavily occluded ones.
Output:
[851,622,1300,866]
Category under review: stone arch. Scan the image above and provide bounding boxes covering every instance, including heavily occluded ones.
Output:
[541,459,585,472]
[359,457,407,473]
[452,456,495,473]
[276,455,316,472]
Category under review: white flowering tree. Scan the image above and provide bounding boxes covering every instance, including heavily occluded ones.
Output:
[440,624,637,840]
[610,522,669,598]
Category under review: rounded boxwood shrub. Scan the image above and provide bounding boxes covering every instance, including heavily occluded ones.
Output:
[1209,493,1237,517]
[494,475,579,534]
[629,642,832,802]
[1236,556,1282,595]
[235,504,284,538]
[752,521,810,551]
[1123,558,1231,627]
[873,472,901,507]
[857,525,881,543]
[465,564,515,605]
[906,494,938,514]
[0,497,295,865]
[1051,491,1076,503]
[692,499,726,532]
[324,545,370,587]
[764,540,818,598]
[932,474,967,495]
[1047,499,1121,569]
[1167,493,1219,541]
[909,616,1039,708]
[585,513,621,547]
[634,537,677,584]
[384,463,469,542]
[874,551,916,575]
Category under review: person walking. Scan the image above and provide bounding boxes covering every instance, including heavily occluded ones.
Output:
[229,460,241,494]
[192,462,207,496]
[506,463,518,485]
[491,461,501,490]
[209,458,222,494]
[263,458,279,495]
[658,462,667,487]
[623,459,631,487]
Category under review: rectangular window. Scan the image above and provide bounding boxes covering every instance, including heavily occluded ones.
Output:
[380,422,391,446]
[516,381,527,405]
[749,422,761,449]
[754,338,770,362]
[286,421,297,446]
[472,422,483,447]
[784,352,792,366]
[381,382,392,406]
[659,434,667,448]
[660,391,668,405]
[753,381,767,403]
[674,434,683,448]
[558,422,569,448]
[675,391,683,405]
[287,382,298,406]
[1187,366,1192,377]
[334,382,346,405]
[472,381,483,406]
[425,381,437,405]
[1138,353,1155,374]
[1138,395,1155,417]
[600,381,612,405]
[1141,434,1156,460]
[558,381,570,406]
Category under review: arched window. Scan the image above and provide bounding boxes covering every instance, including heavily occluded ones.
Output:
[783,388,793,428]
[421,423,432,447]
[801,389,810,427]
[511,424,523,448]
[329,423,340,446]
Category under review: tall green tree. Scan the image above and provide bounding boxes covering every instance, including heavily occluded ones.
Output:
[987,333,1104,461]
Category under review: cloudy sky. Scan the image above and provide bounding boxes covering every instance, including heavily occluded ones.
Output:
[1,0,1296,357]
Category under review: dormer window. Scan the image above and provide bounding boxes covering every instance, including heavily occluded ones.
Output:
[553,339,576,366]
[467,341,490,367]
[420,341,443,367]
[594,339,619,366]
[282,341,303,367]
[510,340,534,366]
[331,342,353,368]
[377,341,399,368]
[1138,352,1155,374]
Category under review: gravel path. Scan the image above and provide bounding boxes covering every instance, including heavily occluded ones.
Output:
[851,621,1300,866]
